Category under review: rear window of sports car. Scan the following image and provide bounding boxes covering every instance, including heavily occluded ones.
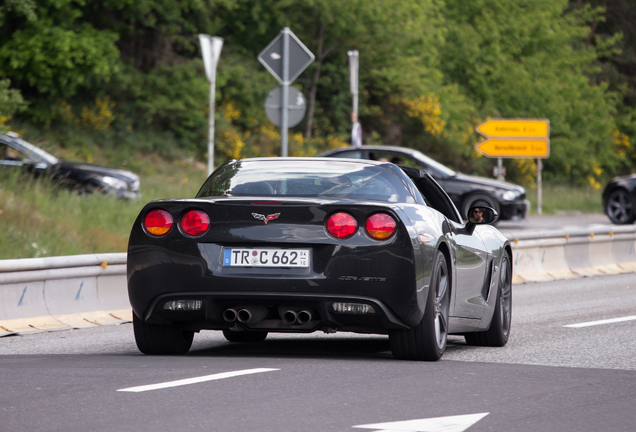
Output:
[197,160,415,203]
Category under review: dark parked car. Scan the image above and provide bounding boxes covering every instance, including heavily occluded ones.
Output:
[603,174,636,224]
[0,132,140,199]
[127,157,512,361]
[320,145,529,221]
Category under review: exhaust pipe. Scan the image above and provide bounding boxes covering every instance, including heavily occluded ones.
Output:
[237,309,252,323]
[296,309,313,324]
[282,310,298,325]
[237,305,269,324]
[223,308,238,323]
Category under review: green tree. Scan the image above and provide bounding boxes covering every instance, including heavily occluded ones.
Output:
[0,79,26,131]
[0,0,120,122]
[569,0,636,174]
[438,0,620,185]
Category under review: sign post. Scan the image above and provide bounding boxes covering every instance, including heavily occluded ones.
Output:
[258,28,314,157]
[199,34,223,176]
[348,50,361,147]
[475,119,550,215]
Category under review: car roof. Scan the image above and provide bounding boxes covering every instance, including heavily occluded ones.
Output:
[318,145,424,157]
[225,156,387,166]
[0,133,59,165]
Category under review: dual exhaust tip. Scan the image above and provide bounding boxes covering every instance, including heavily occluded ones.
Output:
[281,309,313,325]
[223,306,313,325]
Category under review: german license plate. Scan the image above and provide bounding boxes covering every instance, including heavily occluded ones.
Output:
[223,248,310,268]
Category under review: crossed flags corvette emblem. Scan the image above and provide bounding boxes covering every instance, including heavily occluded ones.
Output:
[252,212,280,224]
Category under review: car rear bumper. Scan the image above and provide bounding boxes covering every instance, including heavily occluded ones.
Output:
[141,291,412,334]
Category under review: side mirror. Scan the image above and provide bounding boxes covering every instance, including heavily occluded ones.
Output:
[459,206,499,235]
[466,206,498,225]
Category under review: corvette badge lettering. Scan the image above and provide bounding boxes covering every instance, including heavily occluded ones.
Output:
[252,213,280,224]
[339,276,386,282]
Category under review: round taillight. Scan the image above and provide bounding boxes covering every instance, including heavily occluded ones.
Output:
[365,213,396,240]
[326,212,358,239]
[144,209,173,236]
[180,209,210,237]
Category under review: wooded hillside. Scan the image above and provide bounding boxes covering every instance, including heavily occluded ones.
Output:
[1,0,634,186]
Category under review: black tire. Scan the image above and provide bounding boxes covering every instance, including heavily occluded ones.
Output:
[133,313,194,355]
[605,188,635,225]
[461,194,500,222]
[222,329,268,342]
[465,252,512,347]
[389,250,450,361]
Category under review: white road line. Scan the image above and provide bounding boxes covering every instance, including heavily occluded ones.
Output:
[564,315,636,328]
[117,368,280,393]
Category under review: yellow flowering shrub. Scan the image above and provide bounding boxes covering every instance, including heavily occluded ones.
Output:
[80,96,115,131]
[612,130,631,158]
[512,159,537,188]
[402,96,446,136]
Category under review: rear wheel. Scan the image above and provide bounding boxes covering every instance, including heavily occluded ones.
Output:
[222,329,268,342]
[465,252,512,347]
[605,189,635,225]
[389,250,450,361]
[133,313,194,355]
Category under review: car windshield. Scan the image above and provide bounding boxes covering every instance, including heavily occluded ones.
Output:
[197,159,415,203]
[409,149,456,177]
[11,137,59,165]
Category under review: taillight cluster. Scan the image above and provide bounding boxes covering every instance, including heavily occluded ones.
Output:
[180,210,210,236]
[325,212,396,240]
[144,209,173,236]
[143,209,210,237]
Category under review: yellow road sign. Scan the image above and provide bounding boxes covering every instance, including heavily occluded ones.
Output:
[475,119,549,139]
[476,139,550,158]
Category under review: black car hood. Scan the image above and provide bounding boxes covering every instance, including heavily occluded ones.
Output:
[452,173,525,192]
[53,161,139,184]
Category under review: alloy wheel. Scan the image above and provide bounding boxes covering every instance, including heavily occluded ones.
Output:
[607,189,634,224]
[434,260,450,349]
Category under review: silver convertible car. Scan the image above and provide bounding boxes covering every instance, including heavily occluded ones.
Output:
[127,158,512,361]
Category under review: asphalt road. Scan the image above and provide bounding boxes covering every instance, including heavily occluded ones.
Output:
[1,272,635,432]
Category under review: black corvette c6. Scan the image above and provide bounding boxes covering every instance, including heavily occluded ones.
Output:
[127,158,513,361]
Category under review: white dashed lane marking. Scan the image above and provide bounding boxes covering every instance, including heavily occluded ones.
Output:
[564,315,636,328]
[117,368,280,393]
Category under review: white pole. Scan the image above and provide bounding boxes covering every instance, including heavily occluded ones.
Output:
[537,158,543,215]
[348,50,359,146]
[497,157,504,180]
[207,84,216,176]
[199,35,223,176]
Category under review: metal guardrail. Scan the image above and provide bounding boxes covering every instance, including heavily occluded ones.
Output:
[1,225,635,336]
[502,225,636,283]
[0,253,129,337]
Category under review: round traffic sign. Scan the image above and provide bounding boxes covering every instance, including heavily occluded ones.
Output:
[265,86,307,128]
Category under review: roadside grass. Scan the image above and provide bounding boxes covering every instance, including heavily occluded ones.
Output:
[525,182,603,215]
[0,159,207,260]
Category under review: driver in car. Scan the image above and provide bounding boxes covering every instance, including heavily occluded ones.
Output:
[470,208,485,223]
[1,145,20,161]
